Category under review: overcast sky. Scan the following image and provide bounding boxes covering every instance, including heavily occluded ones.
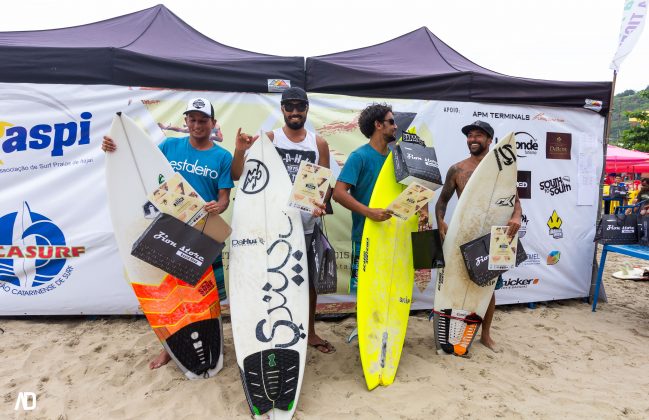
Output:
[4,0,648,94]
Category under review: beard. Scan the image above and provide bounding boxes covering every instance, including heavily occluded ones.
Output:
[469,143,486,156]
[383,132,397,143]
[284,114,305,130]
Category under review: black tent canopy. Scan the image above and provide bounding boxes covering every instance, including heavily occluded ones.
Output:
[306,27,612,115]
[0,4,304,92]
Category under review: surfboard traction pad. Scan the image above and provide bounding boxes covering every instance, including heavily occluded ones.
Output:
[131,268,223,376]
[240,349,300,416]
[433,310,482,356]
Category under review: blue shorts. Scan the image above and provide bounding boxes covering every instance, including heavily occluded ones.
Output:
[212,255,226,301]
[495,274,504,290]
[349,240,361,294]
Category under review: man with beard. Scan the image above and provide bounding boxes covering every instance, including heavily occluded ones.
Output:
[231,87,335,354]
[435,120,521,352]
[332,103,396,294]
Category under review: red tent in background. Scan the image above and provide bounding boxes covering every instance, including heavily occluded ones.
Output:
[606,145,649,173]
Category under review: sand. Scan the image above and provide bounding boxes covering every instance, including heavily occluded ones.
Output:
[2,250,649,420]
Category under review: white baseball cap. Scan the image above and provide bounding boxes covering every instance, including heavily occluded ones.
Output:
[184,97,214,118]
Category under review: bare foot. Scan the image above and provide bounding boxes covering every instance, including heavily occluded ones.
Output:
[149,349,172,369]
[308,335,336,354]
[480,336,502,353]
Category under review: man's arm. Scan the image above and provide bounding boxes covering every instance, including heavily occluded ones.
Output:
[231,149,245,181]
[316,135,330,169]
[231,128,258,181]
[506,193,522,237]
[332,181,391,222]
[314,135,332,217]
[435,165,458,241]
[216,189,231,214]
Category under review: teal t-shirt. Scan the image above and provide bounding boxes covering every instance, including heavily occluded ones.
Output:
[159,136,234,202]
[337,143,388,241]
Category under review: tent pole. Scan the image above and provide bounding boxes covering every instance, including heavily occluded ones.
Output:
[591,70,617,305]
[604,70,617,147]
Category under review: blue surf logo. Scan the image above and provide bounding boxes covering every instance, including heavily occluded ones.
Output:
[0,202,85,295]
[0,112,92,157]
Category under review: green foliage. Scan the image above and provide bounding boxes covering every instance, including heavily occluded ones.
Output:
[618,89,636,97]
[617,89,649,150]
[610,88,649,144]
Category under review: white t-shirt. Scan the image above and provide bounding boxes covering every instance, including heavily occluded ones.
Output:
[272,127,320,234]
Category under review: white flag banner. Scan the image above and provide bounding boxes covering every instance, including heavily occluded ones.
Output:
[610,0,648,71]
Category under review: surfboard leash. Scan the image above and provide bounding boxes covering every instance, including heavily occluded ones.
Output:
[428,309,481,323]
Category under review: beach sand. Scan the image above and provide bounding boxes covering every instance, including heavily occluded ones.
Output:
[2,250,649,420]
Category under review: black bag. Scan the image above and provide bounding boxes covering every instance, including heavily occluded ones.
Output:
[131,213,225,286]
[460,233,527,287]
[392,141,443,191]
[637,214,649,246]
[596,213,638,245]
[411,229,445,269]
[307,221,337,294]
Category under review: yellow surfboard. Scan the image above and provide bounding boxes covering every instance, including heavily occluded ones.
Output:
[357,153,419,390]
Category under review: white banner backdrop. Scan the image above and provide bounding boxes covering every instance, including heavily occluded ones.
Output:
[0,83,604,314]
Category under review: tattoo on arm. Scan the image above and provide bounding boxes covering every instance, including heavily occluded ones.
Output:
[435,165,457,222]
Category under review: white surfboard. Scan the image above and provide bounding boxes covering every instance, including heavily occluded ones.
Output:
[105,112,228,379]
[433,132,518,356]
[229,133,309,419]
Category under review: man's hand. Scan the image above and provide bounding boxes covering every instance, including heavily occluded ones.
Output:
[506,214,521,238]
[418,206,430,231]
[235,127,259,152]
[366,208,392,222]
[438,219,448,242]
[310,200,326,218]
[204,200,226,214]
[102,136,116,152]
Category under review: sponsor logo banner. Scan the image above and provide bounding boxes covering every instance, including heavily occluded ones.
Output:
[547,250,561,265]
[521,251,541,266]
[546,132,572,160]
[519,214,529,238]
[539,176,571,196]
[501,277,540,289]
[532,112,566,123]
[547,210,564,239]
[515,132,539,158]
[0,202,84,296]
[517,171,532,199]
[267,79,290,92]
[472,111,530,121]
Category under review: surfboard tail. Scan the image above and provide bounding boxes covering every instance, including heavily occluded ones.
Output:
[240,349,300,417]
[433,309,482,356]
[132,269,223,378]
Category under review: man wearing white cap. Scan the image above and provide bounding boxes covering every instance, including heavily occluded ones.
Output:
[102,97,234,368]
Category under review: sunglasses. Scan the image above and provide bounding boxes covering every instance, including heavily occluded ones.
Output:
[382,118,395,126]
[282,102,308,112]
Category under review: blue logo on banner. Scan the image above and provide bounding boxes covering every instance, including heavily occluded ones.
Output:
[0,202,84,295]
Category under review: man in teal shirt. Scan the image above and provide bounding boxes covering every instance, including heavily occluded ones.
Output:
[102,97,233,369]
[333,103,396,293]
